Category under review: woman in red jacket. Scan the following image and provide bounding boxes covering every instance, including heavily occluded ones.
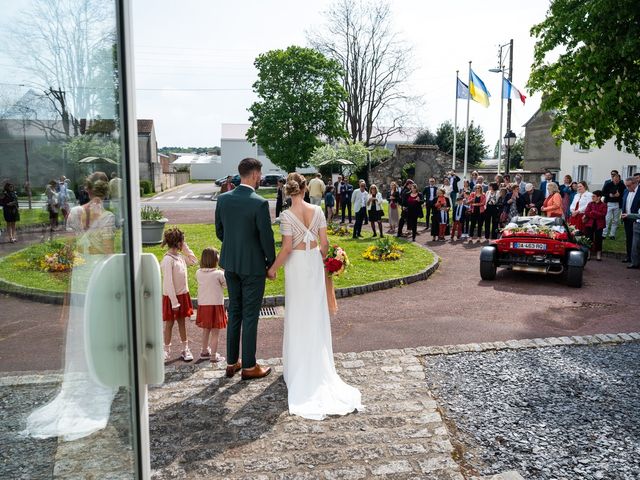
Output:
[583,190,607,260]
[467,184,486,241]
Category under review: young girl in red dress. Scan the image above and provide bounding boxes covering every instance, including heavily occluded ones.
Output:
[195,247,228,363]
[161,227,198,362]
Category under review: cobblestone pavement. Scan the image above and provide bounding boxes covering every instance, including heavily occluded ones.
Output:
[424,343,640,480]
[149,349,463,480]
[0,377,134,479]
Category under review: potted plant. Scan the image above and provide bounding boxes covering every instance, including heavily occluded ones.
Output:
[140,206,168,245]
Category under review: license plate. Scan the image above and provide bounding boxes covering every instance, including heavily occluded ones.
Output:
[514,242,546,250]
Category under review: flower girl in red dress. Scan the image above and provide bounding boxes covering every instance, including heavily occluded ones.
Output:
[195,247,228,362]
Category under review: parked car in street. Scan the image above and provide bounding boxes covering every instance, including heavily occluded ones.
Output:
[479,216,589,287]
[260,174,285,187]
[215,175,241,187]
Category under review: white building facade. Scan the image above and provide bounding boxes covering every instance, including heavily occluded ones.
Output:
[560,139,639,190]
[220,123,286,176]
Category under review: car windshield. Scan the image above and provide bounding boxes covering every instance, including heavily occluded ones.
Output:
[509,216,563,227]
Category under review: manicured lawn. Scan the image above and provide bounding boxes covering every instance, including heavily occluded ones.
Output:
[257,187,277,200]
[0,224,434,298]
[1,208,50,228]
[603,228,625,254]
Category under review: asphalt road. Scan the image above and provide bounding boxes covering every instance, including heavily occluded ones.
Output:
[142,182,220,210]
[1,226,638,374]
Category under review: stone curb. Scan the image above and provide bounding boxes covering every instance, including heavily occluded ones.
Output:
[260,249,440,307]
[417,332,640,356]
[3,332,639,386]
[0,277,65,305]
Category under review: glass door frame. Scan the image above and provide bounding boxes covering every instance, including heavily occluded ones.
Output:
[116,0,152,477]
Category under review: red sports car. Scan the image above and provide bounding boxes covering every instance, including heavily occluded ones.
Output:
[480,216,589,287]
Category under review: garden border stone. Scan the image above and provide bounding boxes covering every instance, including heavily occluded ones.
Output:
[0,244,440,307]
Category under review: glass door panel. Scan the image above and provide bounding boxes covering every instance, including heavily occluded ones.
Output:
[0,0,154,478]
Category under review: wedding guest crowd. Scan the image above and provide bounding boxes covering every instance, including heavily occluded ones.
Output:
[291,171,640,270]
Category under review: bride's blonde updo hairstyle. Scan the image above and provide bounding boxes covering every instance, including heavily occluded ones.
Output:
[285,172,306,196]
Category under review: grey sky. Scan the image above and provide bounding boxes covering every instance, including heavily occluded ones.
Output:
[1,0,551,150]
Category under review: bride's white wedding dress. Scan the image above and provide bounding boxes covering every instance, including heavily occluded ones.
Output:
[23,203,118,441]
[280,207,363,420]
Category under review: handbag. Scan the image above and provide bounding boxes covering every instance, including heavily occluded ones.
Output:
[500,211,509,224]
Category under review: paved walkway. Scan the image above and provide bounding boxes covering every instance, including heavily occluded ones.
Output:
[150,349,463,480]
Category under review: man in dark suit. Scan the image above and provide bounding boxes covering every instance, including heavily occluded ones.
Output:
[340,180,353,223]
[275,178,285,218]
[522,183,544,215]
[449,171,461,206]
[215,157,276,380]
[539,170,554,199]
[621,177,640,263]
[396,179,413,238]
[422,177,438,230]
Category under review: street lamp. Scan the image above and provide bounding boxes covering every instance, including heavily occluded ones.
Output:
[488,39,514,175]
[504,130,517,174]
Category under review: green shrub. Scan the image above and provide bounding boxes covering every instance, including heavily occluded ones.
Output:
[140,180,153,194]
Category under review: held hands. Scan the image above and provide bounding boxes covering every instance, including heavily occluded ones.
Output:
[267,267,277,280]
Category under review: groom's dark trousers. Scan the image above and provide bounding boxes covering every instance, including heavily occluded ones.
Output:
[215,182,276,370]
[224,272,266,369]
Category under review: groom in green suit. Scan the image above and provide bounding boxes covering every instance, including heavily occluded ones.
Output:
[215,158,276,380]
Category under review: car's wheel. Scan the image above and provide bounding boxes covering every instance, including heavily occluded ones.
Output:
[479,246,497,280]
[480,260,497,280]
[566,264,583,287]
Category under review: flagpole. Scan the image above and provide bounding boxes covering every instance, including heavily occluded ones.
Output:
[497,74,505,175]
[463,61,471,179]
[453,70,458,170]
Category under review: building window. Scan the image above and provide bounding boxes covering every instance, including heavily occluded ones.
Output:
[573,145,592,153]
[625,165,638,178]
[257,144,265,156]
[576,165,590,183]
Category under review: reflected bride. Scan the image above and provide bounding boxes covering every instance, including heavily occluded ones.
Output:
[22,172,118,441]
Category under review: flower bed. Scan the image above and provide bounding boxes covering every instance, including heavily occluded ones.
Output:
[362,237,405,262]
[326,223,352,237]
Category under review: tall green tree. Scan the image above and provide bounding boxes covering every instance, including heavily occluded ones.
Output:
[247,46,347,172]
[415,121,488,165]
[528,0,640,155]
[414,129,437,145]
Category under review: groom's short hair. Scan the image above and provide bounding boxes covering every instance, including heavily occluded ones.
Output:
[238,157,262,177]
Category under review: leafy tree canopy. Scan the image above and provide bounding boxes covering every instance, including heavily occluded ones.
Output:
[414,129,437,146]
[247,46,347,172]
[415,121,488,166]
[527,0,640,155]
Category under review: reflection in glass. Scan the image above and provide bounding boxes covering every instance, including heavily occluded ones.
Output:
[0,0,137,477]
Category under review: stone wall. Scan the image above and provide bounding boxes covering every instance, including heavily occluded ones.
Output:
[523,109,561,172]
[370,145,464,190]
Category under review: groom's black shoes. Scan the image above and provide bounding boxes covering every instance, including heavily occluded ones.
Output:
[241,364,272,381]
[225,361,242,378]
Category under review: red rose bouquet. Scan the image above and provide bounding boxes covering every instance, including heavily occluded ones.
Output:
[324,244,349,276]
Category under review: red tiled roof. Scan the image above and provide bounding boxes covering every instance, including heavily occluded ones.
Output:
[137,119,154,134]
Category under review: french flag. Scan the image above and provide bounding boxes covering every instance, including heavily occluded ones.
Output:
[503,78,526,105]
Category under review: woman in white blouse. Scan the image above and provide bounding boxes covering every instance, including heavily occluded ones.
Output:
[568,181,593,230]
[367,184,384,237]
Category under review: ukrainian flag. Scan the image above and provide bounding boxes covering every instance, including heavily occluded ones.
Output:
[469,69,490,107]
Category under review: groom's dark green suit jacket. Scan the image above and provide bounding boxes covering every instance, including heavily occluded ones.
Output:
[215,185,276,275]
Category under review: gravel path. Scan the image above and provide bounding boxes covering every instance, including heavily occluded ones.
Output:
[423,343,640,480]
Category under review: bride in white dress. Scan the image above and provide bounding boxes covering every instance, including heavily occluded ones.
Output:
[267,173,362,420]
